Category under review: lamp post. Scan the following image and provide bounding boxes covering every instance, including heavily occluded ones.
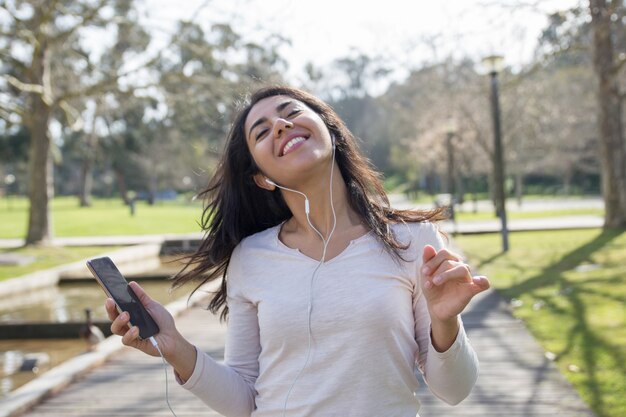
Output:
[445,118,457,198]
[482,54,509,252]
[445,117,458,226]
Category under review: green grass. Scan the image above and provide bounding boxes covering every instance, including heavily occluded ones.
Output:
[455,229,626,417]
[0,196,204,239]
[0,246,123,281]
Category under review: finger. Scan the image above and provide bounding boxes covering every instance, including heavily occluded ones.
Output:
[430,260,471,283]
[420,245,438,277]
[111,311,131,336]
[470,276,491,294]
[422,245,437,265]
[105,298,119,321]
[431,264,472,286]
[121,325,140,346]
[128,281,154,307]
[421,248,460,276]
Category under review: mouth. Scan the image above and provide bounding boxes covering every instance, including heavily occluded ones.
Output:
[279,134,309,157]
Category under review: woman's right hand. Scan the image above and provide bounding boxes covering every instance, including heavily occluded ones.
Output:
[105,281,197,380]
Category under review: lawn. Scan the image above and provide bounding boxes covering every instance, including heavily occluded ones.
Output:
[455,229,626,417]
[0,196,204,239]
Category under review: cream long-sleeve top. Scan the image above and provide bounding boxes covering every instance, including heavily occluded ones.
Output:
[178,221,479,417]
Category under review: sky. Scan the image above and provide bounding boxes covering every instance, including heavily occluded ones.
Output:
[139,0,583,88]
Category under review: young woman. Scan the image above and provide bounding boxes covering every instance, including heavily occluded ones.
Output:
[106,85,490,417]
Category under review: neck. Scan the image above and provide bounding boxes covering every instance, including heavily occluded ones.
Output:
[279,163,357,239]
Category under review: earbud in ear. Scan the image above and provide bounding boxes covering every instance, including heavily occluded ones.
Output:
[265,178,276,186]
[332,134,336,148]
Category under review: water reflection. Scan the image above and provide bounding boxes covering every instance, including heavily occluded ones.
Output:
[0,339,85,398]
[0,280,184,322]
[0,256,193,398]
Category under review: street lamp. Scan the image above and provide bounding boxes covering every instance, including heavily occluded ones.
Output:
[482,54,509,252]
[445,117,457,198]
[444,117,458,227]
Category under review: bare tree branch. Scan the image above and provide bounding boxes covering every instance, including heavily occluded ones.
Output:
[58,99,84,131]
[2,74,44,95]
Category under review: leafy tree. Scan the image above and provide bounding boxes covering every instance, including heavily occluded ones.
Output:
[0,0,150,244]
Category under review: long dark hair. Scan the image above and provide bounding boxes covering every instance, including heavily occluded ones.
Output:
[173,85,446,319]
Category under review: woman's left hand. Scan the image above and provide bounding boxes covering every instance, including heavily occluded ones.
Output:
[420,245,490,323]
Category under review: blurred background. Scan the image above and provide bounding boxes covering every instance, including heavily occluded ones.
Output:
[2,0,624,245]
[0,1,625,416]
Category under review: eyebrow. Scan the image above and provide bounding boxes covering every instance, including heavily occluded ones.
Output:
[248,100,294,138]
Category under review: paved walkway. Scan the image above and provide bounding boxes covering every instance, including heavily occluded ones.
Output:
[1,196,602,415]
[13,289,595,417]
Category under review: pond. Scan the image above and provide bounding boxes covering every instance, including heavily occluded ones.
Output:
[0,256,200,398]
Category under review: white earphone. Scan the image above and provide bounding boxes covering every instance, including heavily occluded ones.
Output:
[263,133,337,416]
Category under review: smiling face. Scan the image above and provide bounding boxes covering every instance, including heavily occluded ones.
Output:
[244,94,334,188]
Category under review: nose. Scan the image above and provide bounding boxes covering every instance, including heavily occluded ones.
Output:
[272,117,293,138]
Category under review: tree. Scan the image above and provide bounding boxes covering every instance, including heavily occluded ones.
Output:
[0,0,148,244]
[589,0,626,227]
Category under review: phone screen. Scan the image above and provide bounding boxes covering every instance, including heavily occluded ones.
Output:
[87,257,159,340]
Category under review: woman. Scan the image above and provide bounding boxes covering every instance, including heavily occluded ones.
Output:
[106,85,490,417]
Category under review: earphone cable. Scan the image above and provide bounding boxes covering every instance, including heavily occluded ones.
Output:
[149,336,179,417]
[281,139,337,416]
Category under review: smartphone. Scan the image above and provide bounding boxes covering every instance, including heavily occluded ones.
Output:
[86,256,159,340]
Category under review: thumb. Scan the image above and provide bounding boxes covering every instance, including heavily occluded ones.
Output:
[470,276,491,295]
[422,244,437,264]
[128,281,154,307]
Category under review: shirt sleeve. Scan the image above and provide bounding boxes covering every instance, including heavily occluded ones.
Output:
[412,222,479,405]
[178,243,259,417]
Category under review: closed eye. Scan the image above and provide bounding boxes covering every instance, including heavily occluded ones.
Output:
[287,108,302,118]
[255,108,301,141]
[256,128,269,141]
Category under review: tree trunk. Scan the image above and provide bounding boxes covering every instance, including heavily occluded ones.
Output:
[515,171,523,207]
[25,101,53,245]
[563,164,572,196]
[115,169,130,205]
[488,173,499,217]
[148,170,157,205]
[79,158,93,207]
[79,107,99,207]
[590,0,626,228]
[24,36,53,245]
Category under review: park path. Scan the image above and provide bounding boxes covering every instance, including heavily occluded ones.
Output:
[5,195,600,416]
[15,288,595,417]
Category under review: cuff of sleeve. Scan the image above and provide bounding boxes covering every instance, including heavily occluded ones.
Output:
[175,345,206,390]
[428,319,468,359]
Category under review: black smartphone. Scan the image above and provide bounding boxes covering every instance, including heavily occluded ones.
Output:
[86,256,159,340]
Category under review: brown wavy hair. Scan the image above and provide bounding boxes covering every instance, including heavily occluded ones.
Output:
[172,85,446,320]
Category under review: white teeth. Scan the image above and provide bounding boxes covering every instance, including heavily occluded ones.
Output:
[282,136,306,155]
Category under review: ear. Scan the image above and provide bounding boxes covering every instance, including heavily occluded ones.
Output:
[253,173,275,191]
